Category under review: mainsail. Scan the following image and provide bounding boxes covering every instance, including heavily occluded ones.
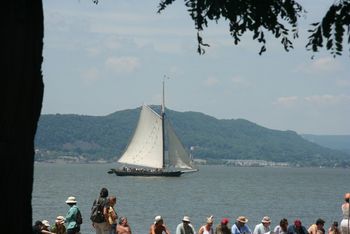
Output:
[117,104,194,171]
[118,105,163,168]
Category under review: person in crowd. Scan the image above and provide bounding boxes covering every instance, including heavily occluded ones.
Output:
[42,220,55,234]
[328,221,340,234]
[308,218,325,234]
[341,193,350,234]
[92,187,110,234]
[198,215,214,234]
[33,220,44,234]
[65,196,81,234]
[231,216,252,234]
[274,218,288,234]
[107,196,118,234]
[50,216,66,234]
[254,216,271,234]
[117,216,132,234]
[215,218,230,234]
[176,216,196,234]
[287,219,308,234]
[149,215,170,234]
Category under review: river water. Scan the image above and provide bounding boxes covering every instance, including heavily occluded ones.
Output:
[32,163,349,234]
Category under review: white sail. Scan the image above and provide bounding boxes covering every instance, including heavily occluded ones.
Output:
[166,120,193,169]
[117,105,163,168]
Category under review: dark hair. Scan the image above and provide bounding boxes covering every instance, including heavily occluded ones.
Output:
[316,219,325,225]
[34,220,43,226]
[333,221,338,227]
[280,218,288,226]
[100,187,109,198]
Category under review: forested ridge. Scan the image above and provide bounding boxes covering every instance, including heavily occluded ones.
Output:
[35,106,350,167]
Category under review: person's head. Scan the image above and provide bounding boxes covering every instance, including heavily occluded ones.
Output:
[236,216,248,227]
[221,218,229,226]
[65,196,77,206]
[332,221,338,229]
[34,220,43,228]
[55,216,65,225]
[206,215,214,227]
[119,216,128,225]
[154,215,163,226]
[262,216,271,227]
[182,216,191,226]
[315,218,325,229]
[42,220,50,230]
[294,219,302,229]
[345,193,350,203]
[280,218,288,230]
[100,187,109,198]
[109,195,117,205]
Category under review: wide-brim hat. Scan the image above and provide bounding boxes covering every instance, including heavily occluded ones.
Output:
[262,216,271,223]
[55,216,65,224]
[237,216,248,223]
[154,215,163,224]
[65,196,77,204]
[182,216,191,222]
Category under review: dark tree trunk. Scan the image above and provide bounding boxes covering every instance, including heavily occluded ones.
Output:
[3,1,44,233]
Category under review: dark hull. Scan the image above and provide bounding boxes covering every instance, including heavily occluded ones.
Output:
[108,168,183,177]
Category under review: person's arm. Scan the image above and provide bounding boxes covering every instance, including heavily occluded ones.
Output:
[191,224,197,234]
[215,225,221,234]
[245,225,252,234]
[176,224,182,234]
[253,225,260,234]
[164,224,171,234]
[150,224,156,234]
[231,225,237,234]
[307,226,313,234]
[41,229,54,234]
[199,226,204,234]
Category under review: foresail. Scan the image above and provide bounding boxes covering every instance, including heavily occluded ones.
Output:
[166,120,193,169]
[118,105,163,168]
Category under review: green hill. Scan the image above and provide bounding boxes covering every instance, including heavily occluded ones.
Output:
[35,106,350,167]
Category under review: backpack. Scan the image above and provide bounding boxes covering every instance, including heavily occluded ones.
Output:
[90,198,105,223]
[76,209,83,225]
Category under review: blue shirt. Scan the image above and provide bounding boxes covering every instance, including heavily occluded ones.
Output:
[232,223,252,234]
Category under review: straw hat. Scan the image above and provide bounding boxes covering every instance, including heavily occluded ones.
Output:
[182,216,191,222]
[237,216,248,223]
[65,196,77,204]
[206,215,214,224]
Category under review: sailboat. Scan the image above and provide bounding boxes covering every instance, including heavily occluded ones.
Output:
[108,81,198,177]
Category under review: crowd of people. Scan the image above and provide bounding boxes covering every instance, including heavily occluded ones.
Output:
[32,191,350,234]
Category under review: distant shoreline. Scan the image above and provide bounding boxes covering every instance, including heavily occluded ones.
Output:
[34,160,348,169]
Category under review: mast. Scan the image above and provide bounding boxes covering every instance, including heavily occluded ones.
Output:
[161,78,165,169]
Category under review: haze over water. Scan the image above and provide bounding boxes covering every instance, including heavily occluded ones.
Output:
[33,163,349,234]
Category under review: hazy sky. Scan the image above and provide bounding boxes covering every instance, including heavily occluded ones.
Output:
[42,0,349,135]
